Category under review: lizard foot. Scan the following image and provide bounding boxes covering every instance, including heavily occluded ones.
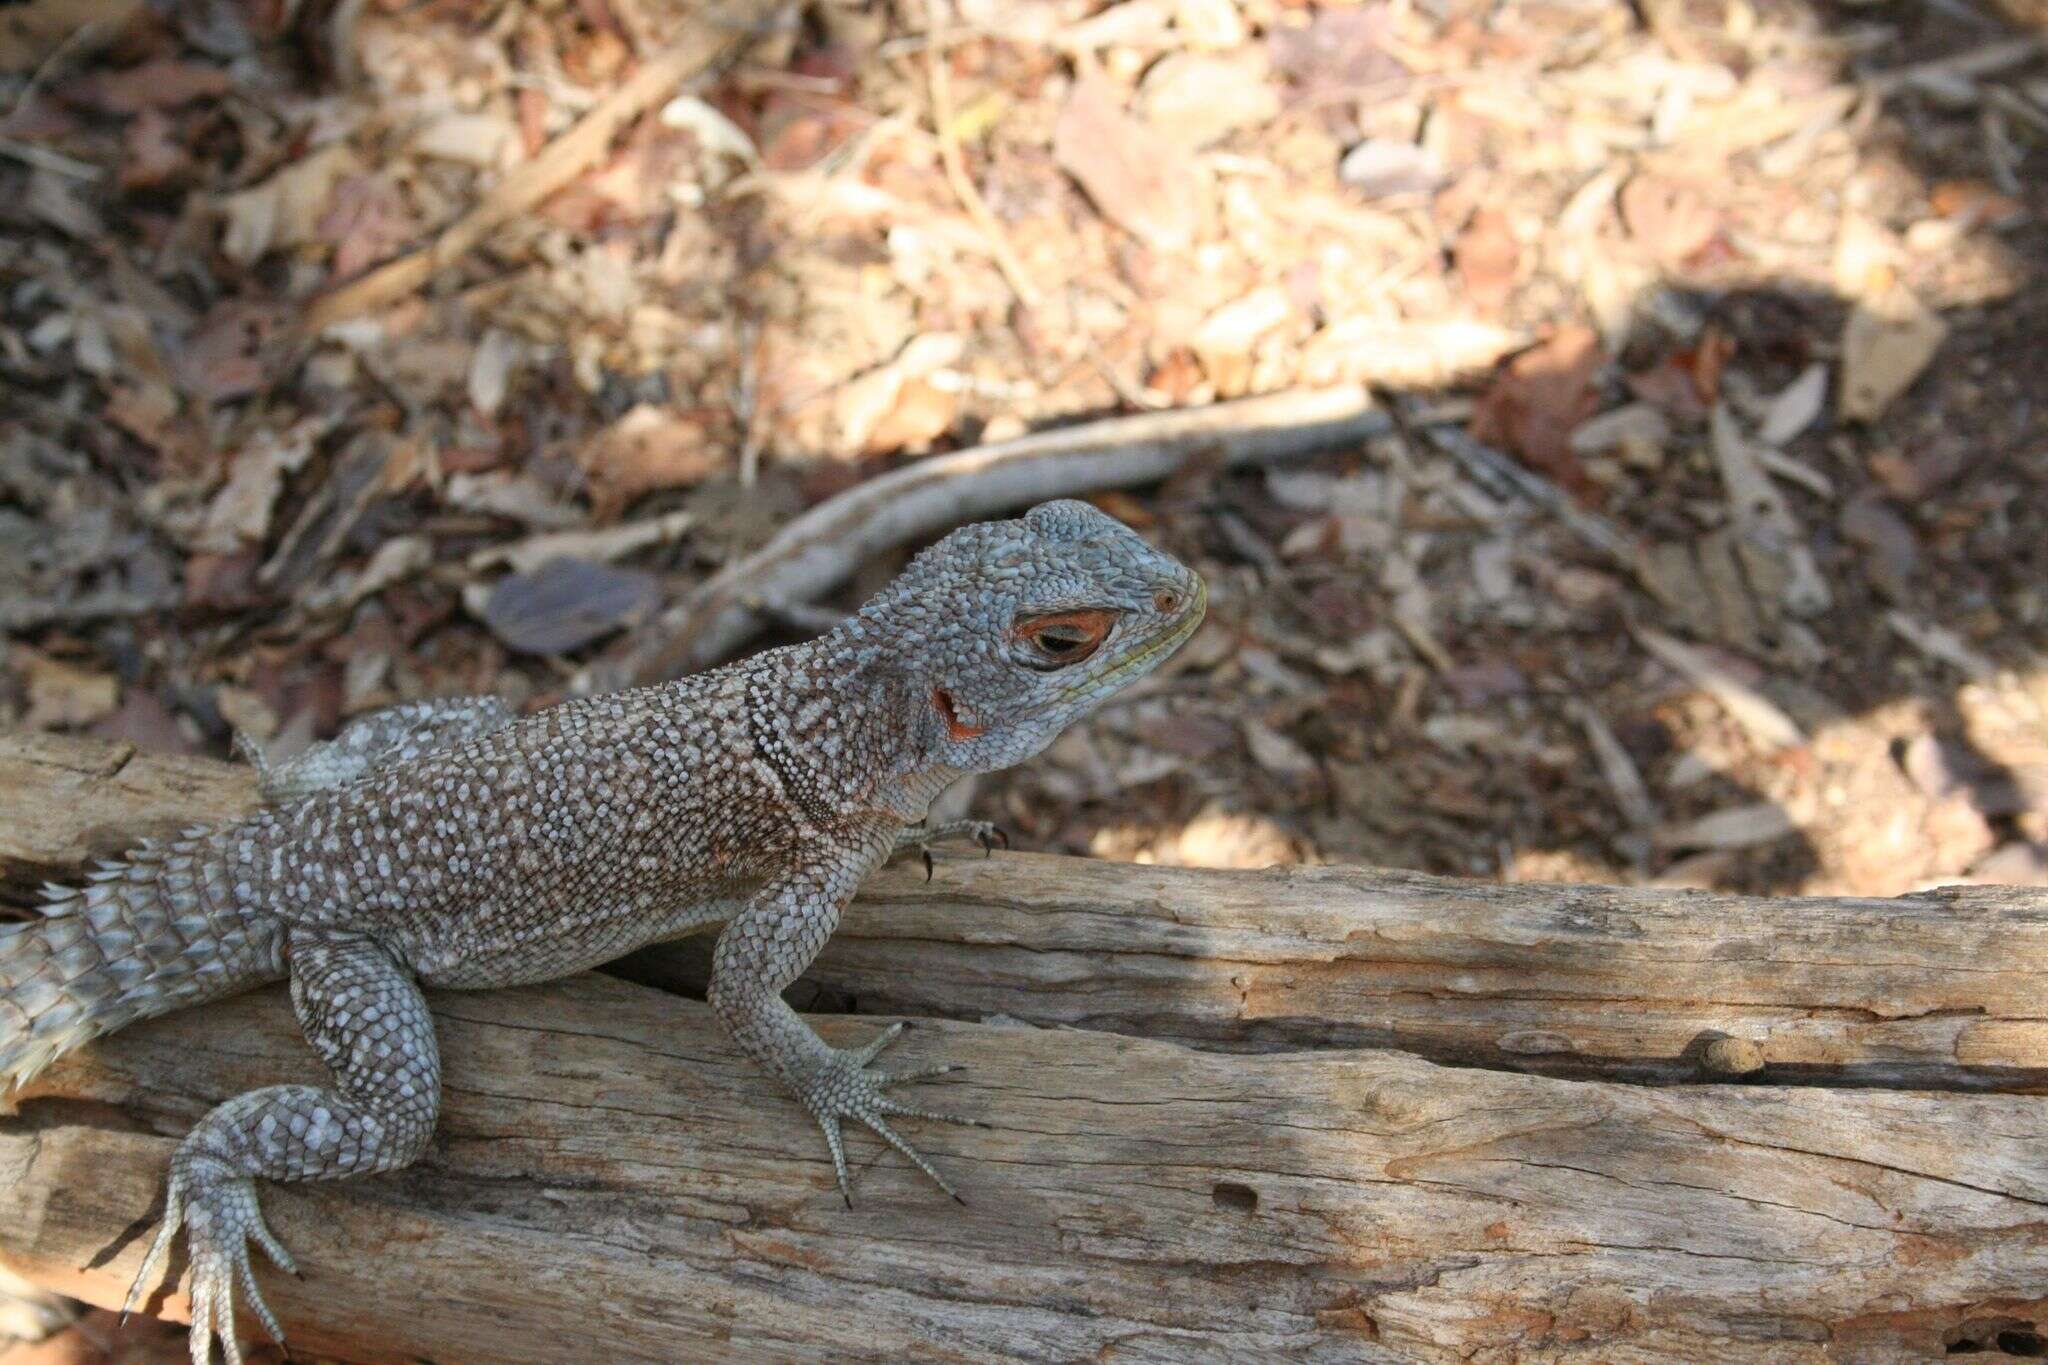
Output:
[901,820,1010,881]
[123,1153,297,1365]
[799,1021,984,1206]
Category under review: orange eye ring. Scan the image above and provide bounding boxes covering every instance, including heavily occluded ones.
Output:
[1011,609,1117,668]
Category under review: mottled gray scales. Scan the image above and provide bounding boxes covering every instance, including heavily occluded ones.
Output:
[0,501,1205,1365]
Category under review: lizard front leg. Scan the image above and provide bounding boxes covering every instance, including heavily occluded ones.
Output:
[707,837,980,1205]
[124,931,439,1365]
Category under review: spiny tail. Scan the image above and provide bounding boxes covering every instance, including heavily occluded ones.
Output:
[1,831,284,1092]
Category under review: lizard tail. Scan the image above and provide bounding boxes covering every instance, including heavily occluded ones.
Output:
[0,833,285,1093]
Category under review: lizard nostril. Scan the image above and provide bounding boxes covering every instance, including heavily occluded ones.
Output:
[1153,589,1180,614]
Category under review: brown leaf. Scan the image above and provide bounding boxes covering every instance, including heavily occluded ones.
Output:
[1267,6,1402,100]
[1624,325,1734,420]
[1452,209,1518,315]
[316,173,419,281]
[71,57,229,113]
[1840,284,1947,424]
[578,405,722,519]
[1471,326,1606,500]
[119,107,191,190]
[18,650,119,730]
[1054,74,1206,254]
[0,0,141,74]
[175,301,294,406]
[1620,174,1720,265]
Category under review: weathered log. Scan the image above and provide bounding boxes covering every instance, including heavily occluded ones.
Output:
[8,972,2048,1363]
[6,732,2047,1091]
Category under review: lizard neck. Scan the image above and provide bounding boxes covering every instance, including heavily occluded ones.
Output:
[751,625,963,827]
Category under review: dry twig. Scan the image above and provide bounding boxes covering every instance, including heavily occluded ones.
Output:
[303,16,762,330]
[608,386,1399,686]
[920,1,1041,309]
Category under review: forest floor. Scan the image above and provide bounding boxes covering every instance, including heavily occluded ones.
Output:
[2,0,2046,1357]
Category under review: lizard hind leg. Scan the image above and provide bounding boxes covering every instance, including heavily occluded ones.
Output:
[124,933,440,1365]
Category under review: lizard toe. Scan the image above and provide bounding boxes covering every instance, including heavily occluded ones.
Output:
[802,1028,976,1203]
[133,1155,291,1365]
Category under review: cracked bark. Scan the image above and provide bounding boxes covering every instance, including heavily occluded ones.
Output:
[2,732,2046,1361]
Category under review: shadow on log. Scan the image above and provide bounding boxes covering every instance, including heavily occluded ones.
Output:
[3,732,2047,1361]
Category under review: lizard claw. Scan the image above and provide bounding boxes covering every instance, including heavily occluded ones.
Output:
[899,820,1011,877]
[125,1155,294,1365]
[800,1022,976,1206]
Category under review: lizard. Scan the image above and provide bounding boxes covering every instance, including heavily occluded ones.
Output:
[0,499,1206,1365]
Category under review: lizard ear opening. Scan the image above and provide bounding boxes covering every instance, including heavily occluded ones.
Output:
[1010,609,1117,670]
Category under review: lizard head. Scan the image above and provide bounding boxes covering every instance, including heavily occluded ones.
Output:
[858,499,1207,772]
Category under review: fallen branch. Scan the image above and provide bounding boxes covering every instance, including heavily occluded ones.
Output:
[303,16,761,331]
[607,385,1399,686]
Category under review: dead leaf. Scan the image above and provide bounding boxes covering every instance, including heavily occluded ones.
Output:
[175,301,294,406]
[1174,0,1244,49]
[1758,364,1829,445]
[1453,209,1518,315]
[316,173,419,280]
[1654,803,1797,852]
[1268,5,1403,101]
[1243,718,1320,780]
[468,329,526,418]
[1636,627,1806,751]
[1337,139,1443,198]
[19,651,119,730]
[1299,318,1521,388]
[473,558,662,655]
[1140,52,1279,150]
[1620,174,1720,264]
[1471,326,1606,500]
[1840,284,1948,423]
[219,143,361,267]
[119,107,191,190]
[1709,404,1830,616]
[1192,287,1290,395]
[71,57,229,112]
[578,405,721,519]
[1625,325,1734,420]
[1570,403,1669,469]
[195,419,327,552]
[833,334,965,455]
[0,0,140,73]
[411,111,517,166]
[1054,74,1207,254]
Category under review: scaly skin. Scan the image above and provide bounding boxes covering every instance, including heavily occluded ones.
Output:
[0,500,1206,1365]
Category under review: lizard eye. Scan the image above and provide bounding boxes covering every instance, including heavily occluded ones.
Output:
[1011,609,1117,670]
